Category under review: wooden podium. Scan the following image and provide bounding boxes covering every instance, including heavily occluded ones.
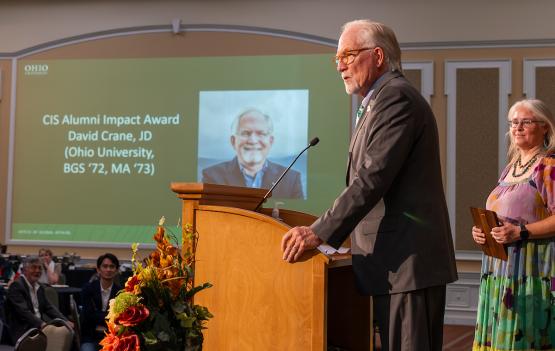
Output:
[171,183,372,351]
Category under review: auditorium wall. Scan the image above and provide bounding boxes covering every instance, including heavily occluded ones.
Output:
[1,1,555,271]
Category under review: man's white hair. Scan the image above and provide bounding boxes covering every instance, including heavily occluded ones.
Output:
[230,108,274,135]
[341,19,402,72]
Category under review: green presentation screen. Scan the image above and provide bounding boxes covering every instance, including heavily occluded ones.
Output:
[9,54,351,246]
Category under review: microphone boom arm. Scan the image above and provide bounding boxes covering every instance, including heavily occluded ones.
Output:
[254,137,319,212]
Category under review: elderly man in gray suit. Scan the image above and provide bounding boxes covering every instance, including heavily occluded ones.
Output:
[281,20,457,351]
[6,256,73,342]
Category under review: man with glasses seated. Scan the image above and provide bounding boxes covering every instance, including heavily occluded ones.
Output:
[80,253,121,351]
[5,256,73,342]
[202,108,304,198]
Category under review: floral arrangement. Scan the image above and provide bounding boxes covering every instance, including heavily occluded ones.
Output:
[100,217,212,351]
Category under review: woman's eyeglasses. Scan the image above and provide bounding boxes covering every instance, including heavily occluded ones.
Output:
[508,119,544,129]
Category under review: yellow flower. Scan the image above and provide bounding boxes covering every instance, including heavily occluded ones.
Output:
[138,266,155,283]
[159,255,173,269]
[106,299,117,324]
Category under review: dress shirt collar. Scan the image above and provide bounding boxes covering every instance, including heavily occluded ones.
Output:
[100,281,113,311]
[238,159,268,188]
[21,275,41,319]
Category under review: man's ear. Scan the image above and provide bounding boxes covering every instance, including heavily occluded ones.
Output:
[269,135,274,146]
[230,135,236,147]
[375,47,385,68]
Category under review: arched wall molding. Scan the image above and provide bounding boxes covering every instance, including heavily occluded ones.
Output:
[0,24,337,59]
[5,23,555,59]
[402,39,555,51]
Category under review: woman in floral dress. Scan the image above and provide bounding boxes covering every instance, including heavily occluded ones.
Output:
[472,99,555,350]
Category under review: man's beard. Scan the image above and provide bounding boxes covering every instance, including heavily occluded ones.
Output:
[240,150,265,165]
[344,81,360,95]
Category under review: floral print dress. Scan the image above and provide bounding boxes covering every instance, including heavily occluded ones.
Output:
[473,156,555,350]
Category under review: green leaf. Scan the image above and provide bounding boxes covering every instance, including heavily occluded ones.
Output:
[194,305,214,320]
[184,282,212,299]
[142,331,158,345]
[176,311,196,328]
[180,316,196,328]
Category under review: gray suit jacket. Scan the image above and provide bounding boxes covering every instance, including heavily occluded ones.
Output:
[311,70,457,295]
[202,157,304,199]
[6,277,67,341]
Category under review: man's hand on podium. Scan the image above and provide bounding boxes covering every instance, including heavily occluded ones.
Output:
[281,226,323,263]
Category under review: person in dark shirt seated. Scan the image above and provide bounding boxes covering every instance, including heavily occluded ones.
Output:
[80,253,120,351]
[5,256,73,342]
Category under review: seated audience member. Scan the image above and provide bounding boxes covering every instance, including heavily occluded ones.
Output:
[6,256,72,342]
[81,253,121,351]
[0,282,7,344]
[0,255,13,282]
[38,248,60,285]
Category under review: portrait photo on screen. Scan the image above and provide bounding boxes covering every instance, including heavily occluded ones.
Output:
[198,89,309,199]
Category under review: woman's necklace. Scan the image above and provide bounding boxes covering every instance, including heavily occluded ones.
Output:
[512,153,540,177]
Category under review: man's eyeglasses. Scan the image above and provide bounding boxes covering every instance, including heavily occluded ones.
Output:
[334,47,374,66]
[508,119,544,129]
[28,264,42,271]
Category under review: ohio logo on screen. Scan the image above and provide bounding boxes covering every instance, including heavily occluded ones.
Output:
[23,64,49,76]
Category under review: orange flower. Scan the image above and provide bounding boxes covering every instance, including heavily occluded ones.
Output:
[100,323,140,351]
[153,225,165,243]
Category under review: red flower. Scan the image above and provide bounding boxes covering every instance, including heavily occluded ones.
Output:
[115,305,150,327]
[100,324,140,351]
[124,275,140,293]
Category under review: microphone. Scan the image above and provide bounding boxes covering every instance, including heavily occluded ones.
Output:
[254,137,320,211]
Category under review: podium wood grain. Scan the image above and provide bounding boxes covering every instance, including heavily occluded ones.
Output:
[195,206,325,349]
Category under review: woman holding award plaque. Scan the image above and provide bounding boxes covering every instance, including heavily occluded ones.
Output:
[471,99,555,350]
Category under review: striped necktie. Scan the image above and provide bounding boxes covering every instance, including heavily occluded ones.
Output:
[355,104,366,125]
